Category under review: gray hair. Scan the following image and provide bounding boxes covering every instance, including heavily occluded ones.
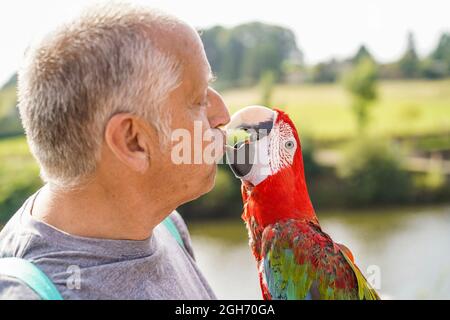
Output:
[18,3,183,189]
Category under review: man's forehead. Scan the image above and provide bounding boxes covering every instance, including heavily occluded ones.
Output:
[195,63,214,87]
[191,69,214,98]
[197,68,215,93]
[162,23,214,93]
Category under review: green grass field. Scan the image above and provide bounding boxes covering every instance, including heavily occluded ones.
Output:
[0,137,42,223]
[222,79,450,141]
[0,136,38,185]
[0,85,16,118]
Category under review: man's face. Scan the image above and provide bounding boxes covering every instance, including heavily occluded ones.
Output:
[150,25,230,204]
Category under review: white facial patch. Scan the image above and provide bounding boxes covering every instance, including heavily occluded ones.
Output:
[239,135,272,186]
[269,121,297,175]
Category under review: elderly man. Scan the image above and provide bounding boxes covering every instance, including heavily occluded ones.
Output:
[0,3,229,299]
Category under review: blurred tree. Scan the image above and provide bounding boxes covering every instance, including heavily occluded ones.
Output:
[428,32,450,76]
[220,33,245,85]
[343,57,378,132]
[398,32,420,78]
[338,138,411,206]
[0,74,23,137]
[200,26,225,77]
[421,58,448,79]
[2,73,17,90]
[352,45,375,64]
[200,22,302,88]
[311,59,339,83]
[259,70,275,106]
[300,136,321,178]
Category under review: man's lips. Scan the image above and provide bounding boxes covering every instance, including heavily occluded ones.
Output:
[218,128,226,147]
[211,128,227,160]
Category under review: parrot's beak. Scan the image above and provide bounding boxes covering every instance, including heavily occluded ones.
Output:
[226,142,255,177]
[225,105,276,184]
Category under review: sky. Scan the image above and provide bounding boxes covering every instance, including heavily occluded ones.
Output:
[0,0,449,86]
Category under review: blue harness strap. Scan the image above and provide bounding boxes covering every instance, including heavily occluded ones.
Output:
[162,216,185,249]
[0,257,63,300]
[0,216,184,300]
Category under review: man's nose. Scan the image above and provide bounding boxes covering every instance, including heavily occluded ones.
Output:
[207,87,230,128]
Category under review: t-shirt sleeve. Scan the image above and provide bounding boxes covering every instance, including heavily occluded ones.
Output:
[169,211,196,260]
[0,275,42,300]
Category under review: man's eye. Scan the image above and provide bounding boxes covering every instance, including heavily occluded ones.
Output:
[198,100,209,108]
[190,101,205,110]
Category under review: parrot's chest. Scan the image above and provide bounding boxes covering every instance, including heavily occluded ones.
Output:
[244,216,266,261]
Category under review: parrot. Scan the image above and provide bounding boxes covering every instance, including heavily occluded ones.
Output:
[225,105,380,300]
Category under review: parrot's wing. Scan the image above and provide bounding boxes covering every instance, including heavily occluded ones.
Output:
[260,220,379,300]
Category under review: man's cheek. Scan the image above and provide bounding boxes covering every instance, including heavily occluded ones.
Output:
[170,118,218,165]
[202,128,225,164]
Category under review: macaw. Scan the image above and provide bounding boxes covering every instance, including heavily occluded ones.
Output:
[225,105,380,300]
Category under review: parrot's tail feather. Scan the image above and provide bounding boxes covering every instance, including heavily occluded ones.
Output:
[340,249,381,300]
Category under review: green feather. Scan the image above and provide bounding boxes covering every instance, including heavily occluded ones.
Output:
[340,250,380,300]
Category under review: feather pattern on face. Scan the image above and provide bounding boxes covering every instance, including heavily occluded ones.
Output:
[269,120,297,175]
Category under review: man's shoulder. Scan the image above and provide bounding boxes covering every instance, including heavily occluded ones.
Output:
[0,196,43,300]
[168,211,186,231]
[168,211,196,259]
[0,275,41,300]
[0,200,35,258]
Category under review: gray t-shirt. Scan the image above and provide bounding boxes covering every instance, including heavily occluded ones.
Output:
[0,190,217,300]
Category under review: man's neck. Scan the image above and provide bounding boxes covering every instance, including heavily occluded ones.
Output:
[31,183,175,241]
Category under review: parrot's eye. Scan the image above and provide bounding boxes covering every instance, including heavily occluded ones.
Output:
[285,140,295,149]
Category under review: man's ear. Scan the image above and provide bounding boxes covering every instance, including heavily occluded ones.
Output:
[104,113,150,173]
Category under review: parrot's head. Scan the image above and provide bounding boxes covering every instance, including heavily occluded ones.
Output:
[226,105,301,188]
[225,105,315,224]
